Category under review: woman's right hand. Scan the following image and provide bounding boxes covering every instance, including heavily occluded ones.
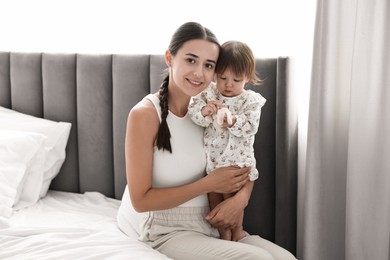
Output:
[205,167,250,193]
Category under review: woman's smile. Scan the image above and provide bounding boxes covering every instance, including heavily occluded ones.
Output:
[187,78,203,87]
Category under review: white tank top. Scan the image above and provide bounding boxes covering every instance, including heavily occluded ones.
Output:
[117,94,208,236]
[148,94,207,191]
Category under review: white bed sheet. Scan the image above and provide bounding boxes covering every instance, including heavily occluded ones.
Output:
[0,191,171,260]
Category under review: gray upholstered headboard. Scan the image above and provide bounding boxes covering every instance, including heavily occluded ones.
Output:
[0,52,297,255]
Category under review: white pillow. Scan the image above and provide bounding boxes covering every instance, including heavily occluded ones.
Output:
[0,131,46,217]
[0,106,72,199]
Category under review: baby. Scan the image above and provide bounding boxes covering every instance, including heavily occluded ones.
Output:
[188,40,266,241]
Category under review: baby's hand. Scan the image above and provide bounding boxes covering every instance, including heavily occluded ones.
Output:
[201,101,222,117]
[216,107,236,128]
[222,114,236,128]
[216,107,232,126]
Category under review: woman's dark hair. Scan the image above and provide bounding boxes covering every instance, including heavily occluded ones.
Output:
[157,22,220,153]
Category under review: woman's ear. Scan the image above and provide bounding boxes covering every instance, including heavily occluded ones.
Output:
[165,50,172,67]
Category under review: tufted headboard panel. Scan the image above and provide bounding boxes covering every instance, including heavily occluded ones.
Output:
[0,52,297,254]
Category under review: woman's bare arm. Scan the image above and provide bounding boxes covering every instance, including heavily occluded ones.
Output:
[126,99,249,212]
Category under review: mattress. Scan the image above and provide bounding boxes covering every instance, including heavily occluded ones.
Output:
[0,191,171,259]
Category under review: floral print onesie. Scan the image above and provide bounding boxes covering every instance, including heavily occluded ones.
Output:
[188,83,266,181]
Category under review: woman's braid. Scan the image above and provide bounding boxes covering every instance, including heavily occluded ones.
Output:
[156,75,172,152]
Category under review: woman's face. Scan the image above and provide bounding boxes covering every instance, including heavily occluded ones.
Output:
[167,39,219,97]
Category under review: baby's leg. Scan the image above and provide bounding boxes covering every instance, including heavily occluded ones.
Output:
[222,193,246,241]
[231,211,246,241]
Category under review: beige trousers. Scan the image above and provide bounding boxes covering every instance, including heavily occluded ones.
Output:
[139,207,296,260]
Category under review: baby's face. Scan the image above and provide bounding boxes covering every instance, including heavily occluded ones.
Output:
[216,68,248,97]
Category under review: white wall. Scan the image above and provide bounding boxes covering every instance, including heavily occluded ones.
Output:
[0,0,316,254]
[0,0,316,139]
[1,0,314,57]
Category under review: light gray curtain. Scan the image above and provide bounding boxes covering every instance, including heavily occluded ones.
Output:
[301,0,390,260]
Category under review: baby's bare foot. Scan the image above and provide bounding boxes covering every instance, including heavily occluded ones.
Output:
[219,229,232,241]
[232,230,247,241]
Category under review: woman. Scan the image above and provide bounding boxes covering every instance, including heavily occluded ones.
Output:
[117,21,296,260]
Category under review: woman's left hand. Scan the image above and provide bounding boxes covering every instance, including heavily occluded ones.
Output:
[206,195,245,229]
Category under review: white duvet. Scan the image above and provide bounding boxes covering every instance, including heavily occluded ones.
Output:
[0,191,171,259]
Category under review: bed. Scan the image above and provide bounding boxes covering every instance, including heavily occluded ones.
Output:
[0,52,297,259]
